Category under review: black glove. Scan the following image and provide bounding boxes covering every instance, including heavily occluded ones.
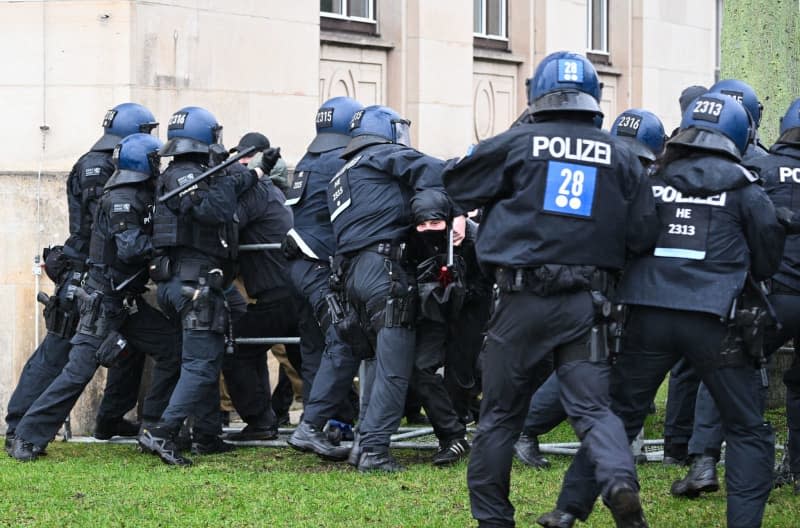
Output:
[776,206,800,234]
[259,147,281,174]
[208,143,229,167]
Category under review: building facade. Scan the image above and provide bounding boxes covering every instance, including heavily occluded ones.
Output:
[0,0,719,433]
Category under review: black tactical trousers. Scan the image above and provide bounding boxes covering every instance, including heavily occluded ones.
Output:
[687,293,800,461]
[344,250,416,451]
[522,370,567,437]
[411,319,465,443]
[556,306,773,528]
[96,340,146,425]
[445,291,491,423]
[222,292,300,430]
[664,357,700,446]
[15,296,176,448]
[468,289,636,527]
[302,322,361,429]
[288,257,356,419]
[155,275,226,439]
[5,280,75,436]
[762,294,800,474]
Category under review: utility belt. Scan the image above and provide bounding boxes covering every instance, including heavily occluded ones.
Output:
[715,279,777,386]
[179,269,235,353]
[347,241,408,263]
[39,288,79,339]
[494,264,613,297]
[39,262,87,338]
[325,253,372,357]
[326,245,416,358]
[149,254,232,286]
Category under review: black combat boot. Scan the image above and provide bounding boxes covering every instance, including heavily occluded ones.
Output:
[347,431,361,467]
[357,449,404,473]
[606,482,648,528]
[94,417,141,440]
[432,437,470,466]
[288,421,351,461]
[138,429,193,466]
[5,434,14,457]
[10,437,38,462]
[670,455,719,498]
[536,509,577,528]
[191,435,236,455]
[662,438,689,466]
[224,423,279,441]
[514,433,551,469]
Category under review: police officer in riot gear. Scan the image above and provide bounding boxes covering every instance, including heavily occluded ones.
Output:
[138,107,278,465]
[4,103,158,454]
[286,96,366,461]
[9,134,179,461]
[671,78,773,494]
[710,78,768,161]
[443,52,660,528]
[749,98,800,493]
[513,108,668,472]
[548,93,784,528]
[326,105,444,472]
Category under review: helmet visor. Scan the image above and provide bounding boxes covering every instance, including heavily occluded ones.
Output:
[393,119,412,147]
[213,125,224,146]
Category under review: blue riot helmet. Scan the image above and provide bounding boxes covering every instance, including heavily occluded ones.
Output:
[105,133,163,189]
[527,51,603,117]
[709,79,763,128]
[341,105,412,157]
[91,102,158,151]
[307,96,365,153]
[668,93,750,161]
[777,98,800,146]
[610,109,666,162]
[159,106,223,157]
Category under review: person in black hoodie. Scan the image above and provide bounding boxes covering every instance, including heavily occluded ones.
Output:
[542,93,784,528]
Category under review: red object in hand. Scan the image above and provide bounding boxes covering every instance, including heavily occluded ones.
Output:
[438,265,452,287]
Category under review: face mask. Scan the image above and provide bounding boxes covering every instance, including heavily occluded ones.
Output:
[416,229,447,256]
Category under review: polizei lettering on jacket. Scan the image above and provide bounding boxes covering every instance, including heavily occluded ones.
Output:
[531,136,611,166]
[651,185,727,207]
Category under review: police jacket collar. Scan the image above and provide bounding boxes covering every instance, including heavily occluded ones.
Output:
[658,153,756,197]
[341,134,392,158]
[770,143,800,160]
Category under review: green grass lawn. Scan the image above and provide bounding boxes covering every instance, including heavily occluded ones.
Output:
[1,389,797,527]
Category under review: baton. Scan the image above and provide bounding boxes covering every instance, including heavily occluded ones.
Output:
[446,227,454,268]
[158,146,256,203]
[114,268,147,292]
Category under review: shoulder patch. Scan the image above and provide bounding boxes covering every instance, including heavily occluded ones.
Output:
[84,167,102,177]
[112,203,132,213]
[739,165,759,183]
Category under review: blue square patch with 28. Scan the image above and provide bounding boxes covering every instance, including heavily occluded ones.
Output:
[542,161,597,218]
